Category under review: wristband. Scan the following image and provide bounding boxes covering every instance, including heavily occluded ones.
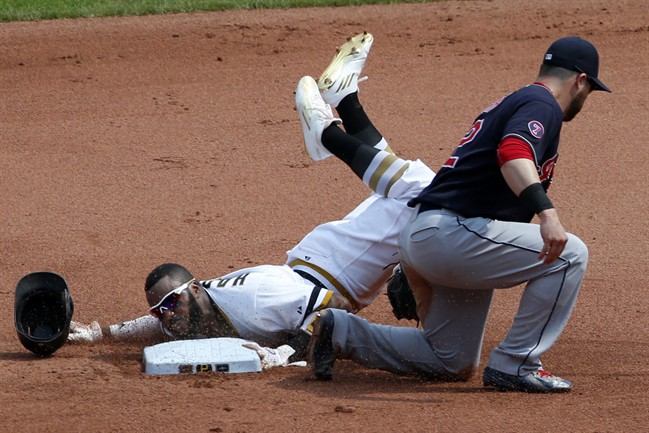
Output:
[519,183,554,214]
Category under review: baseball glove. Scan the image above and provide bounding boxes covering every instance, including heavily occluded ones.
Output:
[386,264,419,322]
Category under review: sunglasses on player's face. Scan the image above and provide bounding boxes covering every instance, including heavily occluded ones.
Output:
[149,278,195,319]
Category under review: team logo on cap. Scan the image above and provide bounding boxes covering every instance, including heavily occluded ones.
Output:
[528,120,544,139]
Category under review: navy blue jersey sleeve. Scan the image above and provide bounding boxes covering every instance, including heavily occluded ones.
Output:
[501,98,562,168]
[410,84,564,223]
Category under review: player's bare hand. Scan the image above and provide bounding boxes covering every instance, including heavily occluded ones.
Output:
[538,209,568,264]
[242,342,306,369]
[67,320,103,344]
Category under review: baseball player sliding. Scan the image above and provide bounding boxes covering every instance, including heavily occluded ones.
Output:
[69,32,436,369]
[304,35,610,392]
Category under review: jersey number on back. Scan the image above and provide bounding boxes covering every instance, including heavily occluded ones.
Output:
[442,119,484,169]
[204,273,250,288]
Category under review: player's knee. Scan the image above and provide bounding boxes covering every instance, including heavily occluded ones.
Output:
[566,234,589,272]
[446,361,479,382]
[418,353,479,382]
[419,362,476,382]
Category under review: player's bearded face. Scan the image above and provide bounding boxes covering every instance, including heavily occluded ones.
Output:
[564,98,581,122]
[564,79,592,122]
[158,285,208,339]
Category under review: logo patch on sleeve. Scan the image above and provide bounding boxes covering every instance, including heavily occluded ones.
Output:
[528,120,544,139]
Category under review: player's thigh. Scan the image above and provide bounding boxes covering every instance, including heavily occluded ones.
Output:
[401,212,577,289]
[399,210,474,286]
[459,218,587,287]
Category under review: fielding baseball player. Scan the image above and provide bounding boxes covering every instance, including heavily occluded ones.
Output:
[306,36,610,392]
[69,31,436,369]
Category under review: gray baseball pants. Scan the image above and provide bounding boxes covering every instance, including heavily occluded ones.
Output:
[329,208,588,379]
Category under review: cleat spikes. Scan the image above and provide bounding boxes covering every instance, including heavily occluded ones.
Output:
[316,32,374,108]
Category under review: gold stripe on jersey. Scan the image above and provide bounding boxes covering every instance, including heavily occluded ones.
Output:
[320,290,334,309]
[303,313,318,335]
[288,259,360,312]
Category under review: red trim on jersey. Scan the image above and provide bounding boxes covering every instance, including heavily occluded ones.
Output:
[533,81,553,94]
[497,137,534,167]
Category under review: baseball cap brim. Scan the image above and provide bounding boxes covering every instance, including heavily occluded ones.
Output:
[589,76,611,93]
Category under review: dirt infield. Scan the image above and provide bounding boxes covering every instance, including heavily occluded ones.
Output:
[2,1,648,431]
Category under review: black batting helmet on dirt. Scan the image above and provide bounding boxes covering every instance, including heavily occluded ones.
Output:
[14,271,74,357]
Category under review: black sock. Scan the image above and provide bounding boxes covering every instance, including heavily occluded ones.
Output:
[322,125,380,180]
[336,93,383,146]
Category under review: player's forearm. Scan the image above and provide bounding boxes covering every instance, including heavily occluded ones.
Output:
[501,158,555,216]
[103,315,167,343]
[500,158,542,195]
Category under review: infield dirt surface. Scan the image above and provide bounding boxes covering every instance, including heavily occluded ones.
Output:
[2,1,649,432]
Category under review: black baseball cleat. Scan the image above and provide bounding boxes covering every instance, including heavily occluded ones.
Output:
[307,310,337,381]
[483,366,573,393]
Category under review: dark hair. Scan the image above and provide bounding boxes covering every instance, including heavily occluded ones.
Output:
[145,263,193,292]
[538,63,578,81]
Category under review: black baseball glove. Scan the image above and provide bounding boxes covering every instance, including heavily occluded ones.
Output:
[386,264,419,322]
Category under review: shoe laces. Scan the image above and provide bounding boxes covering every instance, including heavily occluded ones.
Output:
[310,101,332,116]
[535,369,554,378]
[306,102,336,125]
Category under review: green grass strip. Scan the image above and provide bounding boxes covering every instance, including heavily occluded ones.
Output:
[0,0,433,23]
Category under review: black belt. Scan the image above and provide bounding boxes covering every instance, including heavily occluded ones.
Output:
[294,269,328,318]
[293,269,326,289]
[291,262,361,312]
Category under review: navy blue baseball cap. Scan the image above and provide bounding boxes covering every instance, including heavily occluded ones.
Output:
[543,36,611,92]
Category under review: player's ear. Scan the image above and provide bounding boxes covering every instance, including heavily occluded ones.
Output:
[189,281,203,296]
[575,72,590,91]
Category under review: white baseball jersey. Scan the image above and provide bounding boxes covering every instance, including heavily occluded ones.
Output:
[286,159,435,310]
[199,264,332,347]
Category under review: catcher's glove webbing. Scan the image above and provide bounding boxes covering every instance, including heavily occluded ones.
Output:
[386,264,419,322]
